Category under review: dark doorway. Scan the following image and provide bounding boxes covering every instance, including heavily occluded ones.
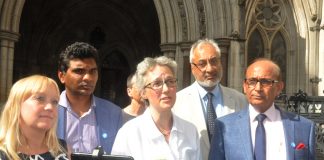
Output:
[14,0,160,108]
[100,51,130,108]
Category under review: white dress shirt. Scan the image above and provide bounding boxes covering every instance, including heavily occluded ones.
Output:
[249,104,287,160]
[111,108,201,160]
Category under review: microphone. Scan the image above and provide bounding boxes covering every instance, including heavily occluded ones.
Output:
[91,146,104,158]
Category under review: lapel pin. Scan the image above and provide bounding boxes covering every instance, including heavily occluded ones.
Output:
[295,143,305,150]
[102,133,108,139]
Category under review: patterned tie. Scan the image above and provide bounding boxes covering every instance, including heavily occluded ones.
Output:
[207,92,217,141]
[255,114,267,160]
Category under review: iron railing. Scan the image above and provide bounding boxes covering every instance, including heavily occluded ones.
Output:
[275,90,324,159]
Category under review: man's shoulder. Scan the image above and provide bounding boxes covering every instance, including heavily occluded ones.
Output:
[177,84,195,95]
[280,109,314,125]
[218,108,247,122]
[220,85,244,96]
[93,96,121,111]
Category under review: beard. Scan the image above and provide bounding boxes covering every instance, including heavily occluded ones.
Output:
[197,79,219,88]
[197,70,223,88]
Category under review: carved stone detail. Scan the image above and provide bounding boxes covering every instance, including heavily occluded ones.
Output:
[0,30,20,42]
[255,0,285,30]
[196,0,206,37]
[177,0,188,41]
[160,43,177,53]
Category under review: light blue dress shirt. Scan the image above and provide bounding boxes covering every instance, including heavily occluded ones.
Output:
[65,100,99,153]
[57,90,122,154]
[194,82,224,118]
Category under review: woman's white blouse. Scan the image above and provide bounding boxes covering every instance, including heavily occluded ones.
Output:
[111,108,201,160]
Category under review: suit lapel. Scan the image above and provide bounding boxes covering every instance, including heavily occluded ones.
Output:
[281,110,295,159]
[188,85,210,148]
[237,108,254,159]
[57,106,66,139]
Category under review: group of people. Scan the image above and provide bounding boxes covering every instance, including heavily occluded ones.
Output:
[0,38,315,160]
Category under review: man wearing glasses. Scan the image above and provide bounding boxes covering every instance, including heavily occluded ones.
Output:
[173,38,247,160]
[209,58,315,160]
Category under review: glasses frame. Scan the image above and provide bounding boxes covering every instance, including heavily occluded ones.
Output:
[244,78,279,88]
[190,57,221,71]
[144,78,178,91]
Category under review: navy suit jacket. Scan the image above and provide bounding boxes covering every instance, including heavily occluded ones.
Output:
[209,106,315,160]
[57,91,122,154]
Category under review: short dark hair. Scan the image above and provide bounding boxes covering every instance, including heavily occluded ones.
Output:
[126,72,136,88]
[58,42,99,72]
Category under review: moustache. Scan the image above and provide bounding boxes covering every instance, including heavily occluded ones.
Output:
[79,82,95,88]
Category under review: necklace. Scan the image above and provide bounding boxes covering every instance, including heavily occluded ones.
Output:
[157,126,171,137]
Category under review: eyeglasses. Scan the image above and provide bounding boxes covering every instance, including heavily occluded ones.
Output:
[144,78,177,91]
[191,57,221,71]
[245,78,279,88]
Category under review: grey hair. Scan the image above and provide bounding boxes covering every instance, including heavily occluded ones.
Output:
[189,38,221,63]
[135,56,177,91]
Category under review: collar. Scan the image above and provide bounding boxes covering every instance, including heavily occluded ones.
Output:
[59,90,96,110]
[143,108,181,140]
[194,81,220,99]
[249,103,277,122]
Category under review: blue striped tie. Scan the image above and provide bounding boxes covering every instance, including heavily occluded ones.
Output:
[255,114,267,160]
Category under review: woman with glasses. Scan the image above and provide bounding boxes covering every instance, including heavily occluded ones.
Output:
[111,56,201,160]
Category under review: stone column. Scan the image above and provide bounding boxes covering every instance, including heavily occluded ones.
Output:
[215,38,230,86]
[0,30,19,103]
[179,41,192,89]
[161,42,188,89]
[161,43,177,59]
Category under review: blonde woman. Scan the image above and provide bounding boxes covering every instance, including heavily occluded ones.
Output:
[0,75,68,160]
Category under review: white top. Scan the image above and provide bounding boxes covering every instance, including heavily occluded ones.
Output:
[111,108,201,160]
[249,104,287,160]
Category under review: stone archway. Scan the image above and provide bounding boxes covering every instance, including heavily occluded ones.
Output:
[0,0,24,102]
[5,0,160,107]
[153,0,245,90]
[1,0,323,105]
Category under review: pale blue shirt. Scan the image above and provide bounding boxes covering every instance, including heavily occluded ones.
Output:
[194,81,225,118]
[64,97,99,153]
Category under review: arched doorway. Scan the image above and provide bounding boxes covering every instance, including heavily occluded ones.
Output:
[12,0,160,107]
[100,51,130,108]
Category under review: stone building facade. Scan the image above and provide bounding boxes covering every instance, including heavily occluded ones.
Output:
[0,0,323,106]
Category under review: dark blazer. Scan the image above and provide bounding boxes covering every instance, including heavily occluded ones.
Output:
[209,106,315,160]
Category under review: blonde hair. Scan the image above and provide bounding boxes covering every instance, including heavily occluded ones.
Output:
[0,75,66,159]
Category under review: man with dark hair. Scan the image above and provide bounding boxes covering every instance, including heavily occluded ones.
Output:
[57,42,122,154]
